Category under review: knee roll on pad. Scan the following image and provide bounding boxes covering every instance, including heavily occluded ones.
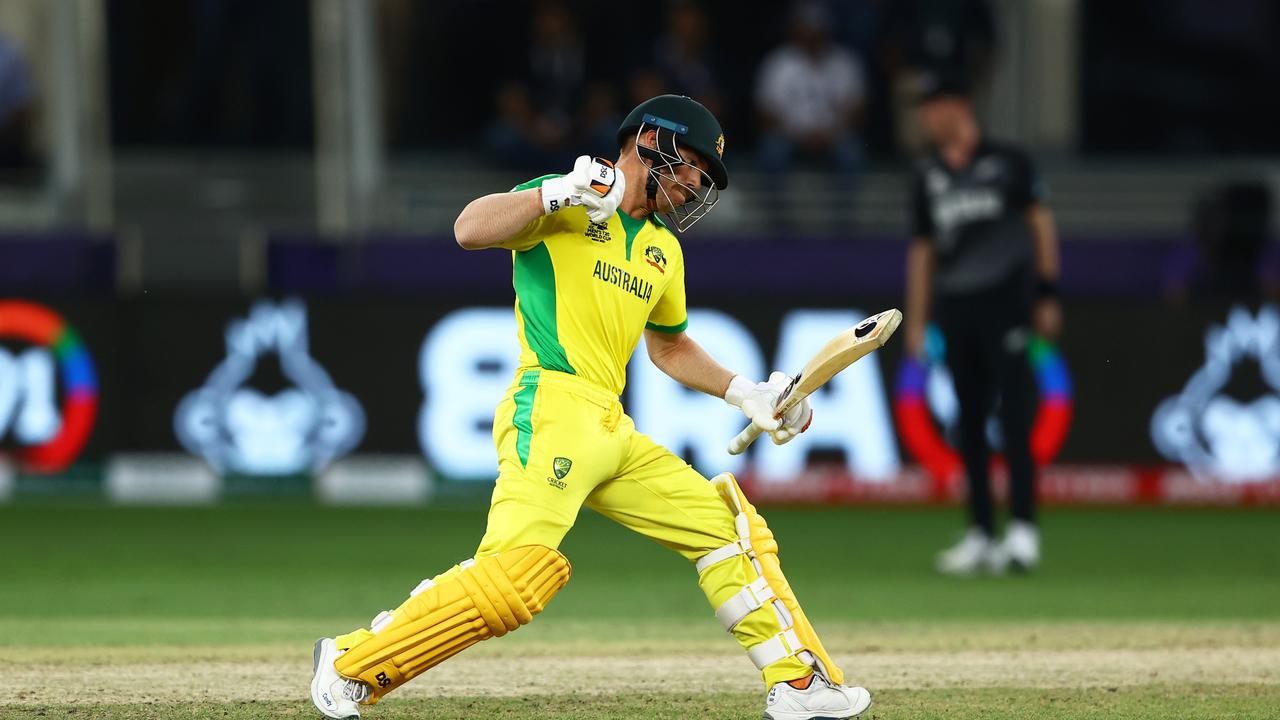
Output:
[334,544,571,704]
[697,473,845,686]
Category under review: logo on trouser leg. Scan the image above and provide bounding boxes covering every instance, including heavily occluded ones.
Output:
[553,457,573,479]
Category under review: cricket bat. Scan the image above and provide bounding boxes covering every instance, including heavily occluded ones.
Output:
[727,308,903,455]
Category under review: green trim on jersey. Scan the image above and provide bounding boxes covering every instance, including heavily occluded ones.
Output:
[645,318,688,334]
[511,174,562,192]
[514,243,575,374]
[618,211,645,261]
[513,370,540,466]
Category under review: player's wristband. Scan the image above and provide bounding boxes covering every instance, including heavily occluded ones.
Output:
[724,375,754,408]
[1035,277,1060,300]
[540,176,575,215]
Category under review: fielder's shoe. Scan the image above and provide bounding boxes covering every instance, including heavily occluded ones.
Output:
[763,672,872,720]
[999,520,1040,573]
[310,637,371,719]
[935,527,1000,576]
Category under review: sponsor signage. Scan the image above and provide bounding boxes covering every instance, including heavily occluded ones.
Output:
[0,300,98,472]
[1152,304,1280,484]
[174,300,365,475]
[2,295,1272,507]
[894,325,1073,484]
[419,307,900,482]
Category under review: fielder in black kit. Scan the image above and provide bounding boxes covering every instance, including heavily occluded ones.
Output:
[903,74,1062,575]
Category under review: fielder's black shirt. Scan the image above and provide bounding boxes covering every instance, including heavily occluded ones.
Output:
[910,140,1046,297]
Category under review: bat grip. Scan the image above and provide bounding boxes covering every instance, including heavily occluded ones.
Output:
[727,422,764,455]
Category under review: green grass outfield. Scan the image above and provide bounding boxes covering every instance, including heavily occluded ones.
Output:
[2,504,1278,718]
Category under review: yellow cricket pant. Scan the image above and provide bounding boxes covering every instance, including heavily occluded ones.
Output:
[339,368,812,686]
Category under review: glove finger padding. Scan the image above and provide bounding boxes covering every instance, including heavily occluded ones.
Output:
[568,155,593,192]
[584,157,617,198]
[769,401,812,444]
[581,158,624,222]
[542,156,620,218]
[741,394,782,432]
[581,167,625,224]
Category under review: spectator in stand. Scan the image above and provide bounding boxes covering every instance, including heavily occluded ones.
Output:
[579,82,623,160]
[527,0,585,132]
[485,1,586,170]
[628,67,667,109]
[754,1,868,177]
[180,0,313,146]
[486,80,572,171]
[652,0,724,118]
[0,32,35,170]
[1164,181,1277,306]
[880,0,996,154]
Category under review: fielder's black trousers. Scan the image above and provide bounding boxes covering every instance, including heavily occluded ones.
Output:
[937,279,1037,536]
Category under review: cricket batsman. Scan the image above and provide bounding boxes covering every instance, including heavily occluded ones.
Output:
[309,94,872,720]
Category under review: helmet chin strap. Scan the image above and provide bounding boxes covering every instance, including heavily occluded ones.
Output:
[637,142,663,213]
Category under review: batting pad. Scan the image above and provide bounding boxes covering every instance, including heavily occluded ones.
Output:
[334,544,571,704]
[698,473,845,686]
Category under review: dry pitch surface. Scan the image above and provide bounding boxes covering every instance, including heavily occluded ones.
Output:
[6,619,1279,719]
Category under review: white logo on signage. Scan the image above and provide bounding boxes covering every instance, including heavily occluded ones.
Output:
[175,300,365,475]
[418,307,899,482]
[1151,305,1280,484]
[0,348,60,445]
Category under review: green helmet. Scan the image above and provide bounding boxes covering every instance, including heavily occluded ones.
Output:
[617,94,728,190]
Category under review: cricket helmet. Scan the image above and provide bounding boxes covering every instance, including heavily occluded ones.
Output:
[618,94,728,189]
[617,94,727,231]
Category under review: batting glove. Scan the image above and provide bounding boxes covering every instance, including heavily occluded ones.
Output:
[725,372,813,445]
[540,155,626,224]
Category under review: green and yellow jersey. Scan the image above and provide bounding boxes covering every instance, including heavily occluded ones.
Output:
[500,174,688,396]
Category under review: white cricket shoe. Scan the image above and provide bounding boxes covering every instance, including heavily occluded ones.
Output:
[935,527,1000,576]
[310,638,371,719]
[763,673,872,720]
[999,520,1040,572]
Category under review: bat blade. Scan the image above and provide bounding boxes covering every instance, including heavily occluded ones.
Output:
[774,308,902,417]
[727,308,902,455]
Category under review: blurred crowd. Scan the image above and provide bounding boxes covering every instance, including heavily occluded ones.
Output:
[481,0,996,174]
[0,0,1273,306]
[0,30,35,172]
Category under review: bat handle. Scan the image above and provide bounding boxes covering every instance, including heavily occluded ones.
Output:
[727,422,764,455]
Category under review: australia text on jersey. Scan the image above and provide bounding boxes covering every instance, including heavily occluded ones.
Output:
[592,259,654,303]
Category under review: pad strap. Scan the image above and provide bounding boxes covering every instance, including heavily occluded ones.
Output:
[705,472,846,686]
[715,576,777,631]
[747,628,802,670]
[696,539,750,574]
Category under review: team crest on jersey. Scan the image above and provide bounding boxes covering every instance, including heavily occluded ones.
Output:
[644,245,668,274]
[584,222,611,243]
[553,457,573,480]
